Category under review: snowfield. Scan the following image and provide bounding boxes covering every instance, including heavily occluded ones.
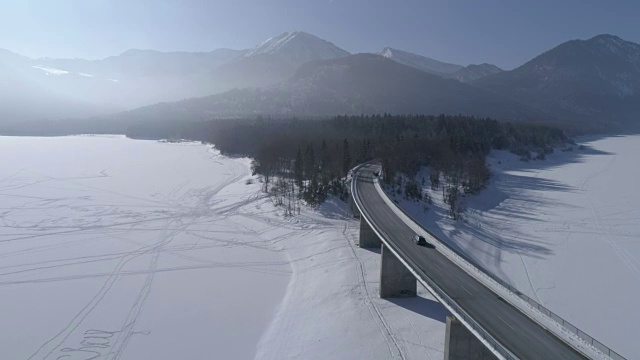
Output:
[1,135,449,360]
[390,135,640,359]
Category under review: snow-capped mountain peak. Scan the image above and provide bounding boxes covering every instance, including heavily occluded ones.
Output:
[245,32,301,57]
[243,31,350,63]
[380,47,395,59]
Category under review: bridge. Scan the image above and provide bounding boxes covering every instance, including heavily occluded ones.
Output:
[350,162,624,360]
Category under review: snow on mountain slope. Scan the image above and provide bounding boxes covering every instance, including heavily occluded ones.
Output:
[244,31,350,63]
[380,47,463,75]
[0,59,111,120]
[450,63,503,83]
[32,65,70,75]
[0,47,247,116]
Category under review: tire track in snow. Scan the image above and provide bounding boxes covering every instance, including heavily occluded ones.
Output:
[108,217,197,360]
[27,237,161,360]
[27,153,252,359]
[341,221,407,360]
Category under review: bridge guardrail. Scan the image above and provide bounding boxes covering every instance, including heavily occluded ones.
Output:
[370,166,626,360]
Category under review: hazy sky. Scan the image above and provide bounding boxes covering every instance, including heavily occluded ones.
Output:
[0,0,638,69]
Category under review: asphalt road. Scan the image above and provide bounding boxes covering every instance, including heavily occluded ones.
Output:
[353,163,587,360]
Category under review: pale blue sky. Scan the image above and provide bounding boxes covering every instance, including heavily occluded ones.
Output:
[1,0,638,69]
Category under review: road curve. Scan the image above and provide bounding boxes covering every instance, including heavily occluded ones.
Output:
[353,163,587,360]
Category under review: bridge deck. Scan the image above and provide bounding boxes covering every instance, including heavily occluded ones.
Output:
[353,163,587,360]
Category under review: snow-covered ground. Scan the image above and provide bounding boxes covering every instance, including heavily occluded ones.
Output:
[391,135,640,359]
[1,135,448,360]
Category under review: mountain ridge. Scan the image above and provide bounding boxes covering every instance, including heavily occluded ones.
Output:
[244,31,350,62]
[104,53,544,124]
[0,31,350,121]
[379,47,463,75]
[450,63,503,83]
[2,32,640,133]
[474,34,640,130]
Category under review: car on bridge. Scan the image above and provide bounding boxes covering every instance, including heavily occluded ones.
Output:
[412,234,431,247]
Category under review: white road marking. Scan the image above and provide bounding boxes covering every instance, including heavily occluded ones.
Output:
[460,285,473,296]
[497,315,516,331]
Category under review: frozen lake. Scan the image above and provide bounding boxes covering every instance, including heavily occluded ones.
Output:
[0,136,290,360]
[0,135,459,360]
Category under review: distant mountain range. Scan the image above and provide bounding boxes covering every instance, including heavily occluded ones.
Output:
[379,47,463,76]
[0,31,349,121]
[113,54,538,123]
[2,31,640,133]
[474,34,640,130]
[378,48,503,83]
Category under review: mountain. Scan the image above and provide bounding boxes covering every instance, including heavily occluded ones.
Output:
[0,31,351,122]
[475,34,640,131]
[379,47,463,75]
[0,49,29,67]
[0,47,246,120]
[111,54,541,123]
[0,50,109,122]
[379,47,501,83]
[244,31,350,63]
[450,63,503,83]
[38,48,243,79]
[5,31,640,134]
[32,48,246,109]
[204,31,350,93]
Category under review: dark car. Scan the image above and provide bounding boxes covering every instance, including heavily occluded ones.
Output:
[373,171,379,177]
[411,234,435,249]
[412,234,428,246]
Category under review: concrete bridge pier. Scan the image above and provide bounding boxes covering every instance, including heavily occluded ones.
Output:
[380,243,417,298]
[444,316,498,360]
[350,194,361,218]
[359,218,382,248]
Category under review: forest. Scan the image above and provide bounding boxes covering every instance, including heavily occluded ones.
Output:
[127,114,570,218]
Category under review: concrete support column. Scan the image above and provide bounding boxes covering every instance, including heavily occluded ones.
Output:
[359,218,381,248]
[380,243,416,298]
[350,195,361,218]
[444,316,497,360]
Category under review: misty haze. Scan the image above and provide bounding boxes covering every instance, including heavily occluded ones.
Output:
[1,1,639,360]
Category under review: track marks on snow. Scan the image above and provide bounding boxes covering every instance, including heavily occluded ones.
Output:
[341,221,408,360]
[6,150,282,359]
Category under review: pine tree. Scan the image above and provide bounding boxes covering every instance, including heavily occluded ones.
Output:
[342,139,351,175]
[294,148,304,189]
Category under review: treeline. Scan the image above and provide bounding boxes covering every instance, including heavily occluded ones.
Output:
[126,114,569,214]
